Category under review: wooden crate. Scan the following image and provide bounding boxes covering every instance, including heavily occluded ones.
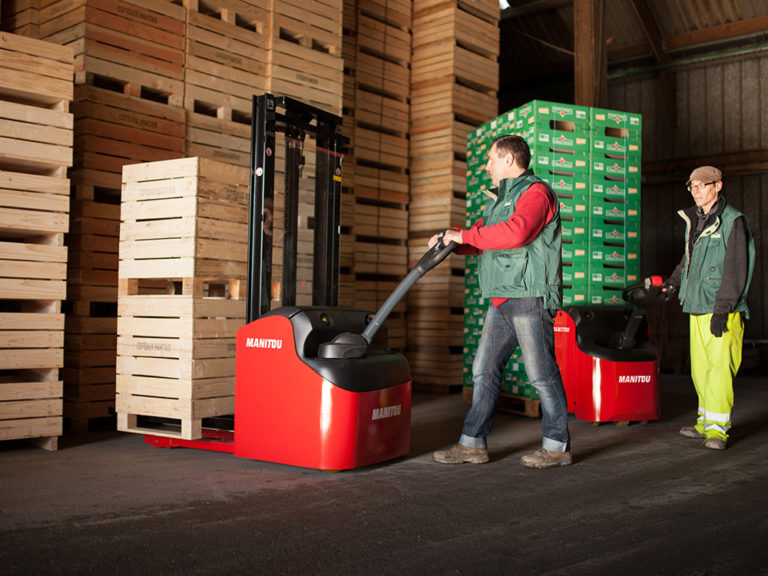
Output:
[272,0,341,56]
[412,1,499,58]
[414,0,500,24]
[356,12,410,65]
[184,3,269,119]
[269,38,343,115]
[353,202,408,241]
[355,51,409,101]
[39,0,185,103]
[410,77,497,130]
[0,369,63,447]
[0,30,74,107]
[354,87,409,136]
[357,0,411,29]
[411,40,498,93]
[353,126,409,171]
[185,110,251,167]
[1,0,42,37]
[72,84,185,184]
[117,157,249,438]
[116,294,243,439]
[120,157,250,282]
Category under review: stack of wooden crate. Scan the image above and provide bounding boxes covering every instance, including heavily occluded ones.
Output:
[0,31,73,447]
[28,0,188,432]
[183,0,270,167]
[269,0,344,116]
[342,0,411,349]
[407,0,499,391]
[117,157,249,440]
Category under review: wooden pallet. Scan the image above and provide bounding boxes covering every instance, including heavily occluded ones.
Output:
[116,294,243,440]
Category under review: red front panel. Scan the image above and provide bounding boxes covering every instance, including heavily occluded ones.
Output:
[554,310,659,423]
[234,315,411,470]
[573,357,659,423]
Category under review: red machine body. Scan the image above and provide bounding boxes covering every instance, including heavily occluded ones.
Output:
[233,311,411,470]
[554,308,659,423]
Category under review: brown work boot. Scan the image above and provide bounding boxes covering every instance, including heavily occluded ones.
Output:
[520,448,572,469]
[680,426,705,439]
[704,437,726,450]
[433,443,489,464]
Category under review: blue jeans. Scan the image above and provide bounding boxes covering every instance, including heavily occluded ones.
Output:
[460,297,570,452]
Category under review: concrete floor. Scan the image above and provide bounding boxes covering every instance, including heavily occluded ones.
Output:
[1,374,767,575]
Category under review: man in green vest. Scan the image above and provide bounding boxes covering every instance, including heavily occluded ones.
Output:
[663,166,754,450]
[430,134,571,469]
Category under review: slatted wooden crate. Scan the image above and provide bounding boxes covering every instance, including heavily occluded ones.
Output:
[410,78,497,132]
[269,38,344,115]
[117,157,249,439]
[0,0,41,37]
[272,0,341,56]
[414,0,499,24]
[355,50,409,101]
[71,84,186,188]
[0,31,73,445]
[39,0,185,105]
[183,0,270,119]
[357,0,412,29]
[357,12,410,66]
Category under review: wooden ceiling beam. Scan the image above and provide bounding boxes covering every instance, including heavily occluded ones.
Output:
[573,0,607,107]
[629,0,677,127]
[643,149,768,181]
[500,0,572,20]
[664,14,768,51]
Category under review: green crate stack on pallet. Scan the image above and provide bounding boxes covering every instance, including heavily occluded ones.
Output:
[464,100,642,406]
[587,107,642,305]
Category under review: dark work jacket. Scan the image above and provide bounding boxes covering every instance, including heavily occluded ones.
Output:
[668,196,754,318]
[478,171,562,309]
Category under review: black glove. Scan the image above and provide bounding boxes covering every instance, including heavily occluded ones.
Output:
[710,313,728,337]
[661,280,677,301]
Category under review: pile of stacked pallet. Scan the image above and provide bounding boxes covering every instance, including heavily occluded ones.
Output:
[342,0,411,348]
[183,0,269,167]
[407,0,499,391]
[117,157,249,440]
[464,100,642,412]
[268,0,344,308]
[0,32,73,447]
[269,0,343,115]
[30,0,188,432]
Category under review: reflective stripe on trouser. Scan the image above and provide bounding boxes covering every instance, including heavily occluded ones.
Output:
[689,313,743,441]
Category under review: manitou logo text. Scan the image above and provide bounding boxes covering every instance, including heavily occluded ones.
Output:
[245,338,283,349]
[618,375,651,383]
[372,405,402,421]
[554,326,570,333]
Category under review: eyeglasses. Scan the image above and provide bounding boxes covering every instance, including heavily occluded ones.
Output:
[687,181,715,192]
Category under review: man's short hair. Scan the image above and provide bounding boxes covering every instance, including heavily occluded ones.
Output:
[492,134,531,170]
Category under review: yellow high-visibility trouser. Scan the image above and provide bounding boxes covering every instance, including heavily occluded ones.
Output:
[689,312,744,440]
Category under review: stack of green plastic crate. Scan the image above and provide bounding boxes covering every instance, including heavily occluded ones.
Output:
[464,100,642,399]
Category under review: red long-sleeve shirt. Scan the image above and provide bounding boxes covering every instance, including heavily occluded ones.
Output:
[456,182,558,307]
